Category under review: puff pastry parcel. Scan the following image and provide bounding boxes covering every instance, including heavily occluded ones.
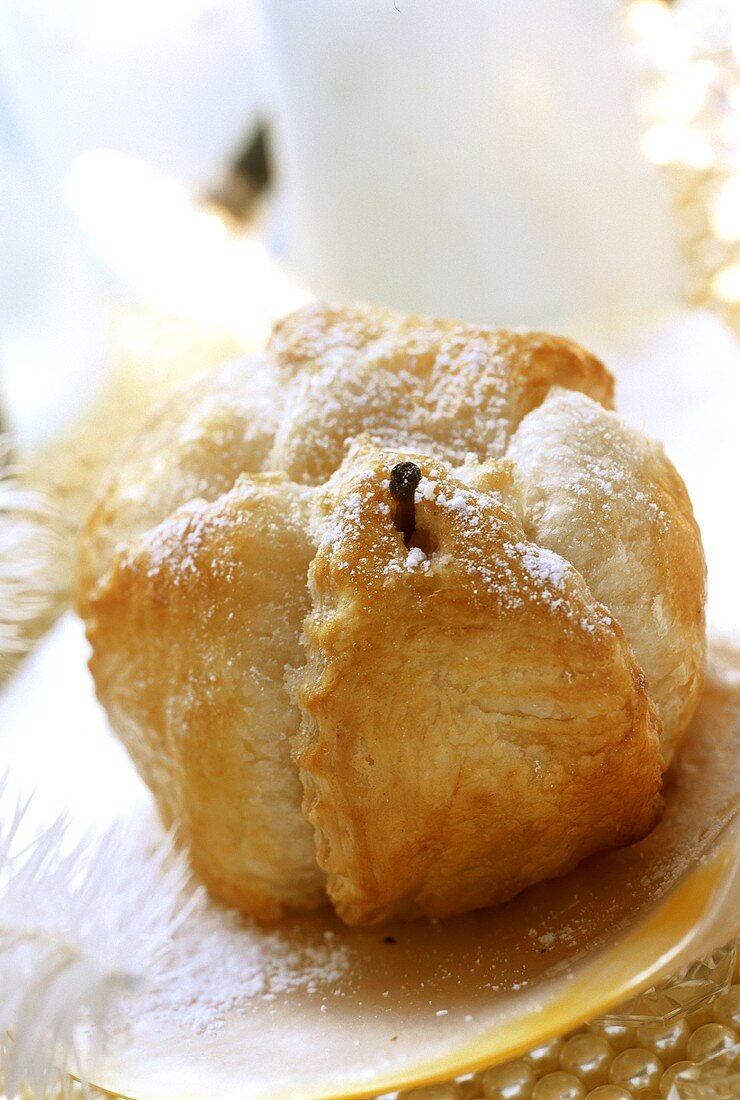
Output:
[79,302,706,924]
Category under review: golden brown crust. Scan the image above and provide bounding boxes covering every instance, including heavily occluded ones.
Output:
[79,301,613,601]
[77,300,705,926]
[268,301,614,483]
[85,475,324,920]
[78,355,282,605]
[506,388,706,762]
[294,449,663,924]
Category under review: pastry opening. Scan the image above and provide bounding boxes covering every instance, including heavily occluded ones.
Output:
[389,461,422,546]
[389,462,440,556]
[408,523,439,556]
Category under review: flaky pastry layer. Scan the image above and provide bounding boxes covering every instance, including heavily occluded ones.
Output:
[79,301,706,924]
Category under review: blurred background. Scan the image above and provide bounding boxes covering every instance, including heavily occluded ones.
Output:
[1,12,738,1100]
[0,0,738,643]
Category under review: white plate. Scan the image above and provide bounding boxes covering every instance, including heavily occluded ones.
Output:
[1,615,738,1100]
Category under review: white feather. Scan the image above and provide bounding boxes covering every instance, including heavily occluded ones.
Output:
[0,437,62,668]
[0,785,202,1099]
[0,434,202,1096]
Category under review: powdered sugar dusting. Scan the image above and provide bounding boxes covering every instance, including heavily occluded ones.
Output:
[110,900,352,1040]
[516,543,570,592]
[415,476,439,503]
[321,490,363,549]
[315,457,616,640]
[414,478,473,517]
[443,490,470,515]
[405,547,429,571]
[268,305,592,483]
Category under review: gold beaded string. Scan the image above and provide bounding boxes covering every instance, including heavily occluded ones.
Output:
[394,939,739,1100]
[626,0,740,337]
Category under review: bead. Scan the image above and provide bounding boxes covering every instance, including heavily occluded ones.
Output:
[526,1038,566,1077]
[609,1048,663,1097]
[481,1059,535,1099]
[658,1061,699,1098]
[531,1072,586,1100]
[401,1084,462,1100]
[559,1034,614,1089]
[686,1003,715,1029]
[712,985,740,1030]
[584,1088,634,1100]
[457,1075,485,1100]
[586,1022,636,1053]
[635,1016,689,1062]
[685,1022,737,1065]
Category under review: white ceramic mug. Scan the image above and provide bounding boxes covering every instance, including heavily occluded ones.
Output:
[261,0,680,329]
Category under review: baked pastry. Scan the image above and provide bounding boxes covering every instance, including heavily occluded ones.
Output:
[78,302,706,924]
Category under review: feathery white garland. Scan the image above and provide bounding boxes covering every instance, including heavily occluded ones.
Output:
[0,786,201,1100]
[0,439,204,1097]
[0,438,62,668]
